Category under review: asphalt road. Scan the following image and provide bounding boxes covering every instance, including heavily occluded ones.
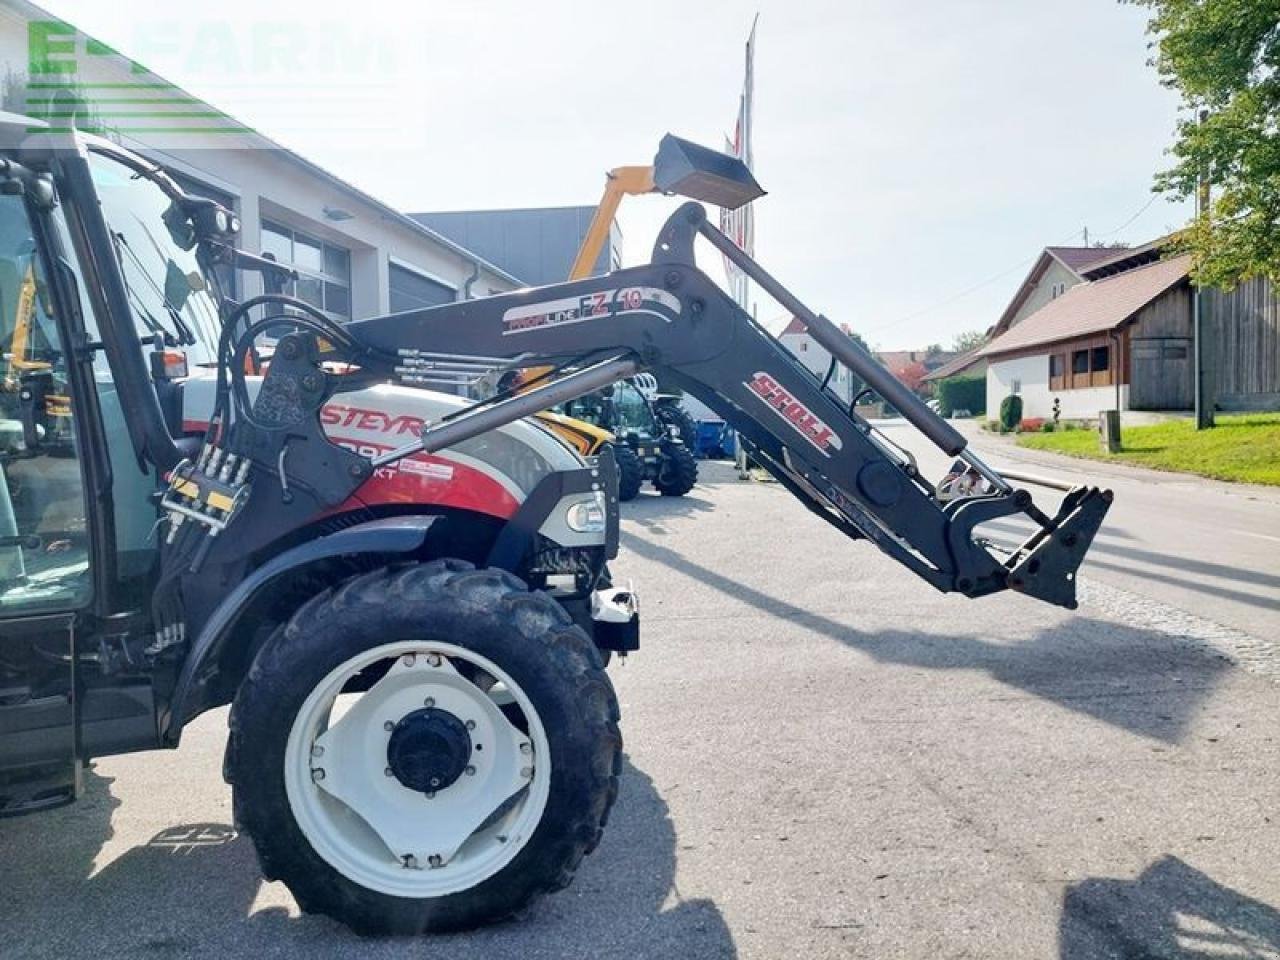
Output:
[877,418,1280,647]
[4,458,1279,959]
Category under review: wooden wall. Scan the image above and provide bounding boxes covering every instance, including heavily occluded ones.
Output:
[1129,285,1193,410]
[1205,276,1280,409]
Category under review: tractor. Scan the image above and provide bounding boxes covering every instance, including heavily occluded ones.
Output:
[0,118,1112,935]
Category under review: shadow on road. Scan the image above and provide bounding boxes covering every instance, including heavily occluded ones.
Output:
[2,758,735,960]
[1060,856,1280,958]
[977,519,1280,612]
[623,533,1230,744]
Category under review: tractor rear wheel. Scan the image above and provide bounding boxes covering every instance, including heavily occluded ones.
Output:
[227,560,621,934]
[610,442,643,501]
[653,444,698,497]
[654,401,698,451]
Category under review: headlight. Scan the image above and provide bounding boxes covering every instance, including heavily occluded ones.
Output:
[565,493,607,533]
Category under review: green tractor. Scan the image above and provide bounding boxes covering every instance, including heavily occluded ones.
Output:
[558,378,698,501]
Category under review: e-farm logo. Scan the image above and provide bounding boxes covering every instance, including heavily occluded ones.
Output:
[23,18,419,146]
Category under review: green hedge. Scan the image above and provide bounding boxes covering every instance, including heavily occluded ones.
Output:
[935,375,986,417]
[999,394,1023,432]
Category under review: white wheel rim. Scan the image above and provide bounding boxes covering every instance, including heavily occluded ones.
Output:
[283,640,552,899]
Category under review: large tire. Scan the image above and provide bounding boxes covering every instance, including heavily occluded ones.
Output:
[227,560,621,935]
[610,442,643,502]
[653,443,698,497]
[654,401,698,452]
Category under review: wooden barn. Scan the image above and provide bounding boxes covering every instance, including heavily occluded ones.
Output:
[978,240,1280,419]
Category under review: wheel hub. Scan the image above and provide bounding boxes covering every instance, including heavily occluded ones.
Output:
[386,707,472,793]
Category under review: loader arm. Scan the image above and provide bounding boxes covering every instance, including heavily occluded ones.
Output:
[317,202,1111,609]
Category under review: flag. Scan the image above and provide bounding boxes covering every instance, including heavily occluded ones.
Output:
[720,17,757,309]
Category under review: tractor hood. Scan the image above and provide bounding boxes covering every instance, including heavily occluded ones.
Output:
[181,372,587,521]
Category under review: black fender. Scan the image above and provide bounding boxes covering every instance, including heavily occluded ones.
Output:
[162,515,437,744]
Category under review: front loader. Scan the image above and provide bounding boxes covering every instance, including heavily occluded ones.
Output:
[0,120,1110,935]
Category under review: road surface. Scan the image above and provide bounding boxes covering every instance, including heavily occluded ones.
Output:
[878,418,1280,648]
[3,459,1278,959]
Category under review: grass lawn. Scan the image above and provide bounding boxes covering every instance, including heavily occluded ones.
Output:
[1016,412,1280,486]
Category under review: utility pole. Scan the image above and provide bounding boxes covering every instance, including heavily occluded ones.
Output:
[1083,226,1089,247]
[1193,109,1215,430]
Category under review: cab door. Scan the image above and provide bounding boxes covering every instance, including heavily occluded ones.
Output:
[0,186,97,813]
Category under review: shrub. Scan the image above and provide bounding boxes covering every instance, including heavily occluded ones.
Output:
[1020,417,1045,432]
[935,375,986,418]
[985,419,1001,432]
[1063,421,1079,432]
[1041,421,1056,433]
[999,394,1023,432]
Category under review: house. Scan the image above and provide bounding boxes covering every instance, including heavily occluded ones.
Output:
[0,1,522,325]
[979,237,1280,419]
[922,245,1129,388]
[873,348,957,396]
[778,317,861,404]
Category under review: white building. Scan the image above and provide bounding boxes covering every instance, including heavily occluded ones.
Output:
[777,316,859,406]
[0,0,521,325]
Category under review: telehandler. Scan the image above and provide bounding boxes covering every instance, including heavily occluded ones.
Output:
[0,118,1111,935]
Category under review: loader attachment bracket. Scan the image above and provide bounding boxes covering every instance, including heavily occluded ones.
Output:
[1005,487,1113,610]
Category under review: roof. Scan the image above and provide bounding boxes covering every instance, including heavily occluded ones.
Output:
[993,245,1130,335]
[1045,246,1129,273]
[779,316,808,335]
[10,0,523,288]
[1079,235,1179,280]
[980,254,1192,357]
[921,347,986,381]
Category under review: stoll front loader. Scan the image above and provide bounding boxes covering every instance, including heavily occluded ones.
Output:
[0,117,1111,935]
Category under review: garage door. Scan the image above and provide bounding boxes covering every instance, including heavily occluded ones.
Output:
[389,263,456,312]
[1130,337,1193,410]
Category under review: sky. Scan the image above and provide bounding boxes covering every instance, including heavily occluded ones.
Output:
[41,0,1193,350]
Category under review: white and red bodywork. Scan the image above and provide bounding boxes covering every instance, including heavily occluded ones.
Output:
[181,373,590,525]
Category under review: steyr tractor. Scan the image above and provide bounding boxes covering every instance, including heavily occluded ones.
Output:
[0,119,1111,935]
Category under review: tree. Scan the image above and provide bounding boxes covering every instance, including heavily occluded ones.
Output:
[891,360,929,395]
[1132,0,1280,287]
[950,329,987,353]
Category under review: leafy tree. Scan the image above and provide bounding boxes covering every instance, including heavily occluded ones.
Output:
[950,329,987,353]
[891,360,930,395]
[1132,0,1280,286]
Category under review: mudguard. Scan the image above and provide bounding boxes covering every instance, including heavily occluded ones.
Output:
[162,515,437,744]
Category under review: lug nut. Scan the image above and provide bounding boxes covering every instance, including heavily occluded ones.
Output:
[424,697,435,708]
[312,768,326,782]
[311,745,325,758]
[425,791,436,800]
[383,721,395,732]
[401,654,416,667]
[403,855,418,869]
[385,767,394,777]
[465,766,476,776]
[519,742,532,755]
[426,653,443,668]
[521,767,533,778]
[465,719,476,730]
[428,855,443,868]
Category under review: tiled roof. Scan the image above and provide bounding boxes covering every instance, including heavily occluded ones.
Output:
[1045,245,1130,273]
[921,347,986,381]
[980,254,1192,357]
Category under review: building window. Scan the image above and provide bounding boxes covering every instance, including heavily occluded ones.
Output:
[1091,346,1110,372]
[1072,350,1090,375]
[1048,353,1065,391]
[261,220,351,319]
[389,261,456,312]
[1050,281,1067,299]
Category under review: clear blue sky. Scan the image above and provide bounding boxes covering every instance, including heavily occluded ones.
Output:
[44,0,1193,349]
